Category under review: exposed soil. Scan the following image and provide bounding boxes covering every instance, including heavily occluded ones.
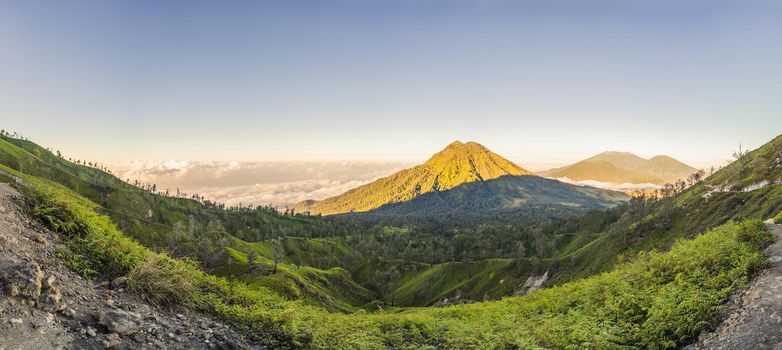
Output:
[0,183,266,350]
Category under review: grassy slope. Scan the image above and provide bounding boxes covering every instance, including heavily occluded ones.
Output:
[0,135,330,245]
[12,165,771,349]
[211,247,372,312]
[544,134,782,286]
[391,134,782,304]
[0,136,372,311]
[0,134,630,309]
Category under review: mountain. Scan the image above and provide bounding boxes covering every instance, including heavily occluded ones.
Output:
[362,175,629,218]
[539,151,697,185]
[294,141,533,215]
[3,128,782,349]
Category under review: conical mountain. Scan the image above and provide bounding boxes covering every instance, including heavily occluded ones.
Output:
[294,141,532,215]
[540,151,697,185]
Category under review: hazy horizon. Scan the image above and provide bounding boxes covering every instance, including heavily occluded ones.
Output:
[100,144,722,208]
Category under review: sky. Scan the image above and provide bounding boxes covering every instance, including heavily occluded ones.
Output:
[1,0,781,170]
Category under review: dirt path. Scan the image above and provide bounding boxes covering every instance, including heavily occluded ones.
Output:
[686,223,782,350]
[0,183,264,349]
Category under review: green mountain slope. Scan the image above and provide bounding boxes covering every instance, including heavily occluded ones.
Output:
[540,151,697,184]
[0,134,373,311]
[0,134,351,246]
[545,134,782,286]
[294,141,532,215]
[3,131,782,349]
[363,175,629,217]
[11,167,771,349]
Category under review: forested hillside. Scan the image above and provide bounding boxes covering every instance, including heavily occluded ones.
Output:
[2,129,782,349]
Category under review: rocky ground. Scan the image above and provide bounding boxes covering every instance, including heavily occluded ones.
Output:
[686,223,782,350]
[0,183,265,350]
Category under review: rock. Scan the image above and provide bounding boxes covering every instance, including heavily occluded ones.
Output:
[85,326,97,337]
[110,276,128,289]
[99,309,142,335]
[0,233,17,248]
[0,258,43,299]
[60,307,76,318]
[39,284,63,312]
[9,318,23,324]
[766,218,776,224]
[103,333,122,348]
[39,274,64,311]
[31,234,45,244]
[770,256,782,263]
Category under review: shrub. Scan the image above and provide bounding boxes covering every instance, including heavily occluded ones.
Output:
[128,255,197,307]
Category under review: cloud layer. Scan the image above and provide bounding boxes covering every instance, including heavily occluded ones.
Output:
[108,160,411,208]
[551,177,660,192]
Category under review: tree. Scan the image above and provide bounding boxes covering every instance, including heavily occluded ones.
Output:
[514,241,526,264]
[272,236,284,274]
[533,229,545,257]
[732,143,749,160]
[169,221,186,254]
[385,265,401,306]
[247,250,257,268]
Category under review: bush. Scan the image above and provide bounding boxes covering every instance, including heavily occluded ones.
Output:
[128,255,197,307]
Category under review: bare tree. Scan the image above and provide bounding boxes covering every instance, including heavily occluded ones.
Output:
[272,236,284,274]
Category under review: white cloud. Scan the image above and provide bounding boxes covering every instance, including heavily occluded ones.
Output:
[551,177,660,192]
[108,160,411,207]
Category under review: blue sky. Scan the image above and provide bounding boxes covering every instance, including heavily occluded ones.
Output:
[1,0,780,168]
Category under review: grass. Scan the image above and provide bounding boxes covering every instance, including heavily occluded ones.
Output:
[7,162,772,349]
[128,255,198,307]
[211,246,373,312]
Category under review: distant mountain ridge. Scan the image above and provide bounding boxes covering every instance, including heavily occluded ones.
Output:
[294,141,630,216]
[294,141,531,215]
[539,151,697,185]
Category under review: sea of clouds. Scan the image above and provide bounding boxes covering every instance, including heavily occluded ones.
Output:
[550,177,661,192]
[108,160,412,208]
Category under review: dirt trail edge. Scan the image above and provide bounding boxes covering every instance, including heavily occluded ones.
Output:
[686,223,782,350]
[0,183,266,350]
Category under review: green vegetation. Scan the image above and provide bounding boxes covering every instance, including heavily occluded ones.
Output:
[294,141,534,215]
[362,175,628,218]
[4,128,782,348]
[211,246,372,312]
[0,134,357,249]
[11,166,772,348]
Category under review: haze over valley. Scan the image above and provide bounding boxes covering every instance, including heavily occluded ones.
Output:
[107,160,412,208]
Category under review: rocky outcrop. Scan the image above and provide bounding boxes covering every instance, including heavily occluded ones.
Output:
[515,271,550,295]
[0,183,263,349]
[0,257,64,312]
[100,309,142,335]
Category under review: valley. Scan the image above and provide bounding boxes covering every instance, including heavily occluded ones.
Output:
[2,130,782,349]
[4,1,782,348]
